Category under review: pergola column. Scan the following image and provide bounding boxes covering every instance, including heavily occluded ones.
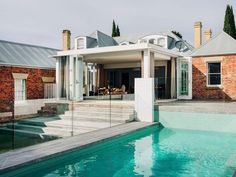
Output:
[73,56,83,101]
[141,50,155,78]
[171,57,176,98]
[69,55,75,100]
[135,49,155,123]
[92,63,97,93]
[55,58,60,100]
[84,62,89,96]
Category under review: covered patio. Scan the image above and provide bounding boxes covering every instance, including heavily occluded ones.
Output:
[53,43,191,101]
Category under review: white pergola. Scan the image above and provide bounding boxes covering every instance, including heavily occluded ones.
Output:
[54,43,180,101]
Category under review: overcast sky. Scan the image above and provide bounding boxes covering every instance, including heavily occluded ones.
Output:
[0,0,235,49]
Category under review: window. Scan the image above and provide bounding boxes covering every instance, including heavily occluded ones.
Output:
[207,62,221,86]
[14,79,26,101]
[180,62,189,95]
[157,38,165,47]
[139,39,147,43]
[149,39,155,44]
[77,38,85,49]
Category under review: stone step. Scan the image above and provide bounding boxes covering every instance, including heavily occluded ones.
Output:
[63,111,134,118]
[0,127,56,140]
[71,109,134,115]
[17,117,60,127]
[17,119,47,127]
[72,103,134,109]
[6,123,44,133]
[74,105,134,111]
[38,111,57,117]
[45,119,119,129]
[43,125,99,134]
[59,114,135,123]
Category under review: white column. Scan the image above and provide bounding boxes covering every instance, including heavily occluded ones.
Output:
[69,55,75,100]
[142,50,154,78]
[135,78,155,122]
[92,63,96,92]
[171,58,176,98]
[84,63,89,96]
[75,56,84,101]
[55,58,60,100]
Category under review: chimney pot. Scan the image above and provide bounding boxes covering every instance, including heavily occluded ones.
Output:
[194,21,202,48]
[62,30,71,51]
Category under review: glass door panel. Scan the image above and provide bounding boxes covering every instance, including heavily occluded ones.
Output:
[180,62,188,96]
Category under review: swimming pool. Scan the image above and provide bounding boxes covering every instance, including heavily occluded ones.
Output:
[1,126,236,177]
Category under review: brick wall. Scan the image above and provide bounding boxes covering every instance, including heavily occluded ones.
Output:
[0,66,55,112]
[192,55,236,100]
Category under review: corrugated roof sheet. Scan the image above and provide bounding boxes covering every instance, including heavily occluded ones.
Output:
[191,31,236,57]
[0,40,57,68]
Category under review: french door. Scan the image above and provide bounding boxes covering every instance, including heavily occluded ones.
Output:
[177,58,192,99]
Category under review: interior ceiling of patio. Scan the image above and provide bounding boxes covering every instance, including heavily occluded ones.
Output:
[83,50,171,64]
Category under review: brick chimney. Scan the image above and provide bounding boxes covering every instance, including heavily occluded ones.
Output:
[62,30,71,50]
[204,29,212,42]
[194,22,202,48]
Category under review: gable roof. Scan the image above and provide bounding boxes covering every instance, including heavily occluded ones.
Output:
[0,40,57,69]
[192,31,236,57]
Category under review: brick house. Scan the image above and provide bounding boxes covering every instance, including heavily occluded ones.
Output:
[192,31,236,100]
[0,40,57,116]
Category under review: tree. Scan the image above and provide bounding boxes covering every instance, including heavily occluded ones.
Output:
[116,25,120,36]
[172,31,182,39]
[112,20,117,37]
[223,5,236,39]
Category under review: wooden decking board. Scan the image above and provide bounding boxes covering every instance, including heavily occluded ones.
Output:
[0,122,157,173]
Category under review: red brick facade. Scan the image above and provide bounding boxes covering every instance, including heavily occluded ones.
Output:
[0,66,55,112]
[192,55,236,100]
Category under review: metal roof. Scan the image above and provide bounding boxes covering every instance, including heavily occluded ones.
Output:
[113,31,194,55]
[191,31,236,57]
[88,31,117,48]
[75,30,194,56]
[0,40,58,69]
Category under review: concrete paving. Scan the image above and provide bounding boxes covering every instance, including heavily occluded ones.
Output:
[156,100,236,114]
[0,122,157,173]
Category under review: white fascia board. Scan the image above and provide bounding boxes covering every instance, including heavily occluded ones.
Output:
[56,43,149,57]
[55,43,181,58]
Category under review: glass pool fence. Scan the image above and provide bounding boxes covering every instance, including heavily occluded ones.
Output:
[0,80,134,153]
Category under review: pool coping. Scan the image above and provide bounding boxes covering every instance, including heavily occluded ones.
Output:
[0,121,158,173]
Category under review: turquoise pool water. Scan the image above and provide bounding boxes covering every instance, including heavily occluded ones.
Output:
[2,126,236,177]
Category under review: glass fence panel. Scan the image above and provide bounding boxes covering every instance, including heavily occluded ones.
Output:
[1,74,233,155]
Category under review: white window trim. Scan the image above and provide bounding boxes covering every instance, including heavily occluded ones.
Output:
[75,37,87,50]
[206,61,222,87]
[119,41,130,45]
[14,79,26,103]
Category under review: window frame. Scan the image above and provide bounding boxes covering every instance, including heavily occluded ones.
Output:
[14,79,26,102]
[206,62,222,87]
[77,37,86,49]
[157,37,166,47]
